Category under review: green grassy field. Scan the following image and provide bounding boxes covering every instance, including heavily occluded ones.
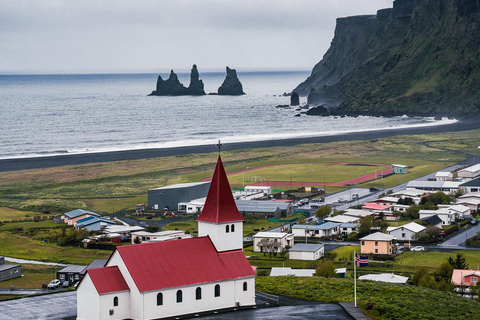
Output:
[0,264,63,289]
[256,276,480,320]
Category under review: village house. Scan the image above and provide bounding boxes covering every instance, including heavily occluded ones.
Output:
[291,222,340,238]
[435,171,453,181]
[451,269,480,288]
[253,231,294,253]
[0,256,21,282]
[459,177,480,193]
[457,163,480,179]
[75,216,116,231]
[456,192,480,212]
[406,180,461,193]
[420,215,443,229]
[235,199,293,219]
[103,225,145,239]
[360,232,396,255]
[343,208,373,219]
[387,222,426,241]
[339,223,359,236]
[419,208,456,226]
[390,189,426,204]
[372,197,399,205]
[57,264,87,284]
[325,214,359,224]
[63,209,101,226]
[77,157,256,320]
[130,230,191,244]
[288,243,324,261]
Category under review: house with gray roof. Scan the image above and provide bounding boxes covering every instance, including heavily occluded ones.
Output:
[63,209,101,226]
[0,256,21,282]
[57,264,87,284]
[235,199,293,219]
[292,222,341,238]
[75,216,116,231]
[289,243,324,260]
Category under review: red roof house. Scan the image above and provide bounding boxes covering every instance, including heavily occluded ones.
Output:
[77,156,256,320]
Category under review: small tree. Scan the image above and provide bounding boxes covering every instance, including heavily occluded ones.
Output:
[315,205,331,221]
[133,236,141,244]
[404,205,420,220]
[434,261,454,282]
[145,225,160,233]
[315,260,336,278]
[448,253,469,269]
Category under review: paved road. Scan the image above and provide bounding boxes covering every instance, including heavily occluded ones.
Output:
[438,223,480,247]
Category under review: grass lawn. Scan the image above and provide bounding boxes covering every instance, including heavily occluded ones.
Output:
[0,219,60,231]
[0,207,45,222]
[0,264,62,289]
[0,232,112,265]
[256,276,480,320]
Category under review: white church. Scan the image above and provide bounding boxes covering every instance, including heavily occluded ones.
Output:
[76,156,256,320]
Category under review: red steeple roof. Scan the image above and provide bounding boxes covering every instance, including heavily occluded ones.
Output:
[197,156,244,223]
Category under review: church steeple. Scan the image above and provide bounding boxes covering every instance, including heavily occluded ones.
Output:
[197,156,244,252]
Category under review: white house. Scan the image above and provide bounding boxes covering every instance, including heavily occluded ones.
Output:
[130,230,191,244]
[77,156,256,320]
[435,171,453,181]
[339,223,359,235]
[387,222,426,241]
[325,215,359,224]
[244,185,273,196]
[438,204,470,220]
[457,163,480,179]
[253,231,294,253]
[291,222,340,238]
[459,177,480,193]
[419,208,456,225]
[343,209,374,219]
[178,197,206,214]
[392,164,408,174]
[456,197,480,213]
[288,243,324,261]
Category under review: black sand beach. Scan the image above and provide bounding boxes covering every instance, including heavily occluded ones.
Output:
[1,119,479,172]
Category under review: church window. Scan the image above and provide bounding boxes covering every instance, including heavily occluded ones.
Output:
[231,224,235,232]
[113,296,118,307]
[226,225,229,233]
[157,293,163,306]
[177,290,183,303]
[196,287,202,300]
[243,281,247,291]
[214,284,220,297]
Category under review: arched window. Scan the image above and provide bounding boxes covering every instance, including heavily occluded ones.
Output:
[113,296,118,307]
[157,292,163,306]
[176,290,183,303]
[231,224,235,232]
[243,281,247,291]
[226,225,229,233]
[214,284,220,297]
[196,287,202,300]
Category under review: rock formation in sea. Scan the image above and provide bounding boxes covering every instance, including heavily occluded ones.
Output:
[290,92,300,106]
[186,64,206,95]
[294,0,480,117]
[218,67,245,95]
[150,65,205,96]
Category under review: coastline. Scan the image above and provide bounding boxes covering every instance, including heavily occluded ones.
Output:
[1,118,479,172]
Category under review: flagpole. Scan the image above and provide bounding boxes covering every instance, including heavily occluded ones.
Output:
[354,249,357,308]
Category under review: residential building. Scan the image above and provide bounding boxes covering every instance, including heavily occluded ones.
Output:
[148,181,210,210]
[372,197,399,205]
[0,256,21,282]
[339,223,359,235]
[288,243,324,261]
[57,264,87,284]
[130,230,191,244]
[360,232,396,255]
[387,222,426,241]
[455,197,480,213]
[406,180,462,193]
[235,199,293,219]
[451,269,480,287]
[291,222,341,238]
[75,216,116,231]
[178,197,206,214]
[420,215,443,229]
[459,177,480,193]
[419,209,456,226]
[359,273,408,284]
[63,209,101,226]
[77,156,256,320]
[457,163,480,179]
[435,171,453,181]
[244,186,273,196]
[325,215,359,224]
[252,232,294,253]
[103,225,145,239]
[438,204,470,220]
[343,209,373,219]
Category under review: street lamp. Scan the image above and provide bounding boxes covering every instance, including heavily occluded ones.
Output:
[112,199,120,215]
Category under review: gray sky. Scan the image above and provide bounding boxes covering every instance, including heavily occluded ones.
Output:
[0,0,391,74]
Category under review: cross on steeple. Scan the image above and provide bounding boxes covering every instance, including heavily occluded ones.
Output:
[216,139,222,156]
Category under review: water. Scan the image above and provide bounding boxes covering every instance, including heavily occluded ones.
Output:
[0,72,456,159]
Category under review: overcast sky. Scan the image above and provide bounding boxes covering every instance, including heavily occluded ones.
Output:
[0,0,392,74]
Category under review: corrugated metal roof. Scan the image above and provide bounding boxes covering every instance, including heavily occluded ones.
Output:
[116,236,255,292]
[64,209,99,219]
[292,222,340,230]
[460,177,480,187]
[360,232,395,241]
[87,266,130,294]
[289,243,324,252]
[150,181,210,190]
[58,264,87,274]
[253,232,289,239]
[197,157,244,224]
[362,203,391,210]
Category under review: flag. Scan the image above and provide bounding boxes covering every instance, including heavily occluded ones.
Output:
[355,254,368,267]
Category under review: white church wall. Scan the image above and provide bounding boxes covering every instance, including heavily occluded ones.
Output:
[106,251,143,320]
[198,221,243,252]
[76,274,100,320]
[143,280,240,319]
[234,278,256,307]
[99,291,130,320]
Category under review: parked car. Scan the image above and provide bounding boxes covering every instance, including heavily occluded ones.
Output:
[410,246,426,252]
[369,187,379,192]
[47,279,61,289]
[62,281,70,288]
[471,218,478,225]
[337,198,349,203]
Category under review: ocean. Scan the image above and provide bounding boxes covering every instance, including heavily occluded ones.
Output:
[0,71,456,160]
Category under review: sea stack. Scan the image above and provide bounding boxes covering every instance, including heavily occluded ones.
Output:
[218,67,245,95]
[150,70,188,96]
[186,64,206,95]
[290,92,300,106]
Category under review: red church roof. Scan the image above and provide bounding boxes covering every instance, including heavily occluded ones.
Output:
[116,236,255,292]
[87,266,130,294]
[197,156,244,223]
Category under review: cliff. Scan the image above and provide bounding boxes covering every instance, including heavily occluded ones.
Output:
[296,0,480,117]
